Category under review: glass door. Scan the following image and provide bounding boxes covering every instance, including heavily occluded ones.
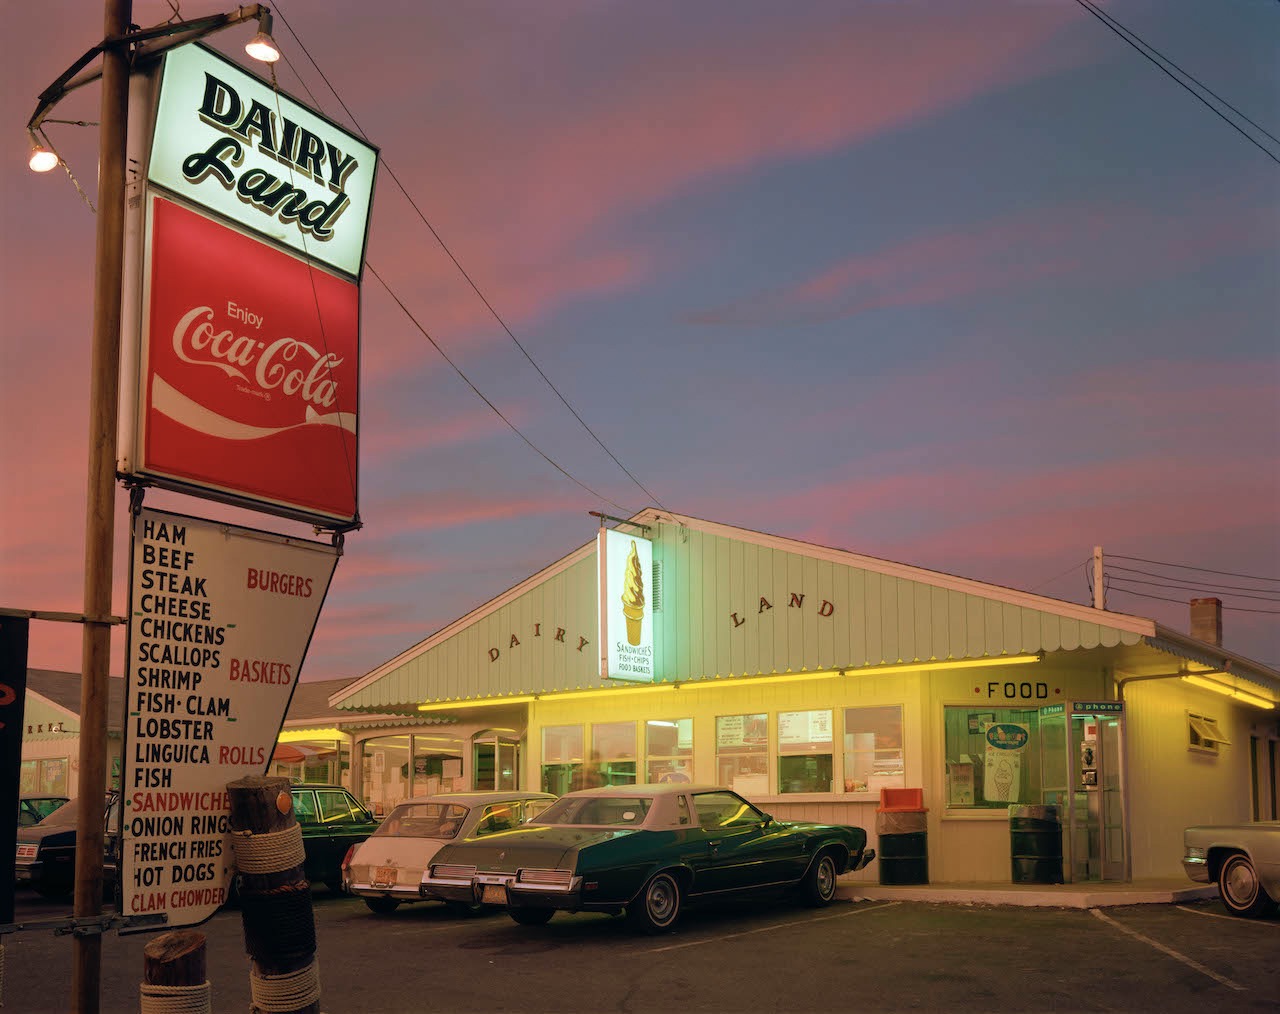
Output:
[472,732,520,790]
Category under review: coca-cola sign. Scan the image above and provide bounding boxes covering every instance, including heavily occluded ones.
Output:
[129,196,360,524]
[148,44,377,278]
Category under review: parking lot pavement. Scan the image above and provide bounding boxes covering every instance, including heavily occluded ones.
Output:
[3,888,1277,1013]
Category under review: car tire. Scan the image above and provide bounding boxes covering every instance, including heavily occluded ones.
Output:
[627,872,682,933]
[364,897,401,915]
[801,851,839,907]
[508,906,555,926]
[1217,852,1276,918]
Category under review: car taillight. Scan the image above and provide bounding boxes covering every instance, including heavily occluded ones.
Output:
[341,844,357,871]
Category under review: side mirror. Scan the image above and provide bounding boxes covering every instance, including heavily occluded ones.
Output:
[761,813,774,827]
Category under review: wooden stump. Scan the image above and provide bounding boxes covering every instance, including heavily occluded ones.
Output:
[228,777,320,1014]
[143,929,206,986]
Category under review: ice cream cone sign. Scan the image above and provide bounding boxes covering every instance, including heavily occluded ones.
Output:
[622,540,646,646]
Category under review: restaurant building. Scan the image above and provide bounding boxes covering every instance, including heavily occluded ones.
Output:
[330,510,1279,884]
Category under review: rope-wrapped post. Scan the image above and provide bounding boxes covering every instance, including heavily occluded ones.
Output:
[139,930,211,1014]
[227,776,321,1014]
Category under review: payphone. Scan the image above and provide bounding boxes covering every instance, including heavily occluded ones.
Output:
[1038,701,1127,882]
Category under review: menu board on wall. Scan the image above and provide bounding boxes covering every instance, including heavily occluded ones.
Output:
[119,508,338,931]
[716,714,767,751]
[778,710,833,747]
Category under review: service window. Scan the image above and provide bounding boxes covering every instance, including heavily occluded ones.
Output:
[943,706,1040,809]
[777,709,833,793]
[646,718,694,783]
[843,705,904,794]
[592,722,637,786]
[715,713,768,796]
[541,725,584,795]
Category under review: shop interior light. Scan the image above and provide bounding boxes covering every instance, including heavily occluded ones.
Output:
[1182,675,1276,711]
[677,669,844,690]
[244,10,281,63]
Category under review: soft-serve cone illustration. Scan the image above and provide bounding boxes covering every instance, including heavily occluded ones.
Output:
[621,540,646,645]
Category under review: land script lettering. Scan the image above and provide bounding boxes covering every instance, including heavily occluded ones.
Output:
[185,72,360,243]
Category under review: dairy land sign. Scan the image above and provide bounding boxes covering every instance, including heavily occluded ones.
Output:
[148,44,376,276]
[120,43,377,527]
[119,508,338,931]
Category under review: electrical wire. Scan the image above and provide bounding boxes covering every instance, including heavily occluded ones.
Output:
[1029,558,1089,593]
[1105,573,1280,604]
[1074,0,1280,167]
[1108,554,1280,584]
[1107,583,1280,616]
[1108,563,1280,595]
[269,2,667,512]
[367,264,629,512]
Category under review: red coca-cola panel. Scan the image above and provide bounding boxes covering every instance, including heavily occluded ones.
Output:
[141,197,359,523]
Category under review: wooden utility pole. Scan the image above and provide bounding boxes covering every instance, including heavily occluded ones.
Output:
[73,1,131,1010]
[141,931,210,1012]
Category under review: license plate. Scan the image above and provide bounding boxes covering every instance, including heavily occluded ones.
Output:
[481,884,506,905]
[373,866,398,888]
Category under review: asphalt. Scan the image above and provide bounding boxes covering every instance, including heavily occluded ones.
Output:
[836,876,1219,909]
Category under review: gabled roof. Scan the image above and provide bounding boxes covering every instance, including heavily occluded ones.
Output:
[331,510,1279,711]
[23,669,128,736]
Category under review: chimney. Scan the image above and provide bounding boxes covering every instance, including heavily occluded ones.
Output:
[1189,597,1222,647]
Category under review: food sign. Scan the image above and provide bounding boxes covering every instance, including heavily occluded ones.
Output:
[119,508,338,931]
[599,528,654,682]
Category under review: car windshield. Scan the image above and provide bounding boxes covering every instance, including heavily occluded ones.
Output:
[535,795,652,827]
[372,802,470,838]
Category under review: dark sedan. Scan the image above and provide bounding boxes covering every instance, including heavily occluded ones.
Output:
[15,794,121,899]
[423,783,875,932]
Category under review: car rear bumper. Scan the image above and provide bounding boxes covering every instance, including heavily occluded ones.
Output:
[422,870,584,910]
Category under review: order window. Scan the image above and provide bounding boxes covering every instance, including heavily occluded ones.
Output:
[777,709,833,793]
[943,706,1041,809]
[716,713,768,796]
[592,721,637,786]
[646,718,694,783]
[843,705,904,794]
[541,725,584,795]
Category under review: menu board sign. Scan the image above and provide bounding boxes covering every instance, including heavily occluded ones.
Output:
[119,508,338,931]
[778,710,833,748]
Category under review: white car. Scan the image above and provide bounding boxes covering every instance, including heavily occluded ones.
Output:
[343,791,556,915]
[1182,821,1280,918]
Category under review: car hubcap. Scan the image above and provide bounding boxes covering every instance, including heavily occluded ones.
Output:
[818,858,835,898]
[648,879,676,923]
[1224,860,1257,905]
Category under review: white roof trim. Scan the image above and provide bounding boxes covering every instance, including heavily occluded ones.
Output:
[330,538,597,708]
[637,509,1157,637]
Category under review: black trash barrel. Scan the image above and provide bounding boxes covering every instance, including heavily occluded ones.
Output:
[876,788,928,886]
[1009,804,1063,884]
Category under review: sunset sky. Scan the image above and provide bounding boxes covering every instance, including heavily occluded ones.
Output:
[3,0,1277,682]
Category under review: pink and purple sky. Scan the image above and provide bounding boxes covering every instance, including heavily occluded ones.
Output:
[3,1,1277,680]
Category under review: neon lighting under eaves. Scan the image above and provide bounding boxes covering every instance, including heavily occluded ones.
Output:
[413,654,1044,710]
[1182,675,1276,711]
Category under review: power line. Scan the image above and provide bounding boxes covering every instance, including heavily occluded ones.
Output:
[270,3,667,512]
[367,265,629,512]
[1109,563,1280,594]
[1108,583,1280,616]
[1075,0,1280,167]
[1108,554,1280,584]
[1105,572,1280,604]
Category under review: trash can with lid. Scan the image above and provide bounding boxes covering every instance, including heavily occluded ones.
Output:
[1009,803,1063,884]
[876,788,928,885]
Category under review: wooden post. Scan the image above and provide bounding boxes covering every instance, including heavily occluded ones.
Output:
[228,776,320,1014]
[140,930,208,1012]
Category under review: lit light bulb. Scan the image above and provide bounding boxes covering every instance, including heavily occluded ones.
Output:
[29,145,59,172]
[245,30,281,62]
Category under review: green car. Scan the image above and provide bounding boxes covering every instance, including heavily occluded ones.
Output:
[288,784,379,893]
[423,783,875,932]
